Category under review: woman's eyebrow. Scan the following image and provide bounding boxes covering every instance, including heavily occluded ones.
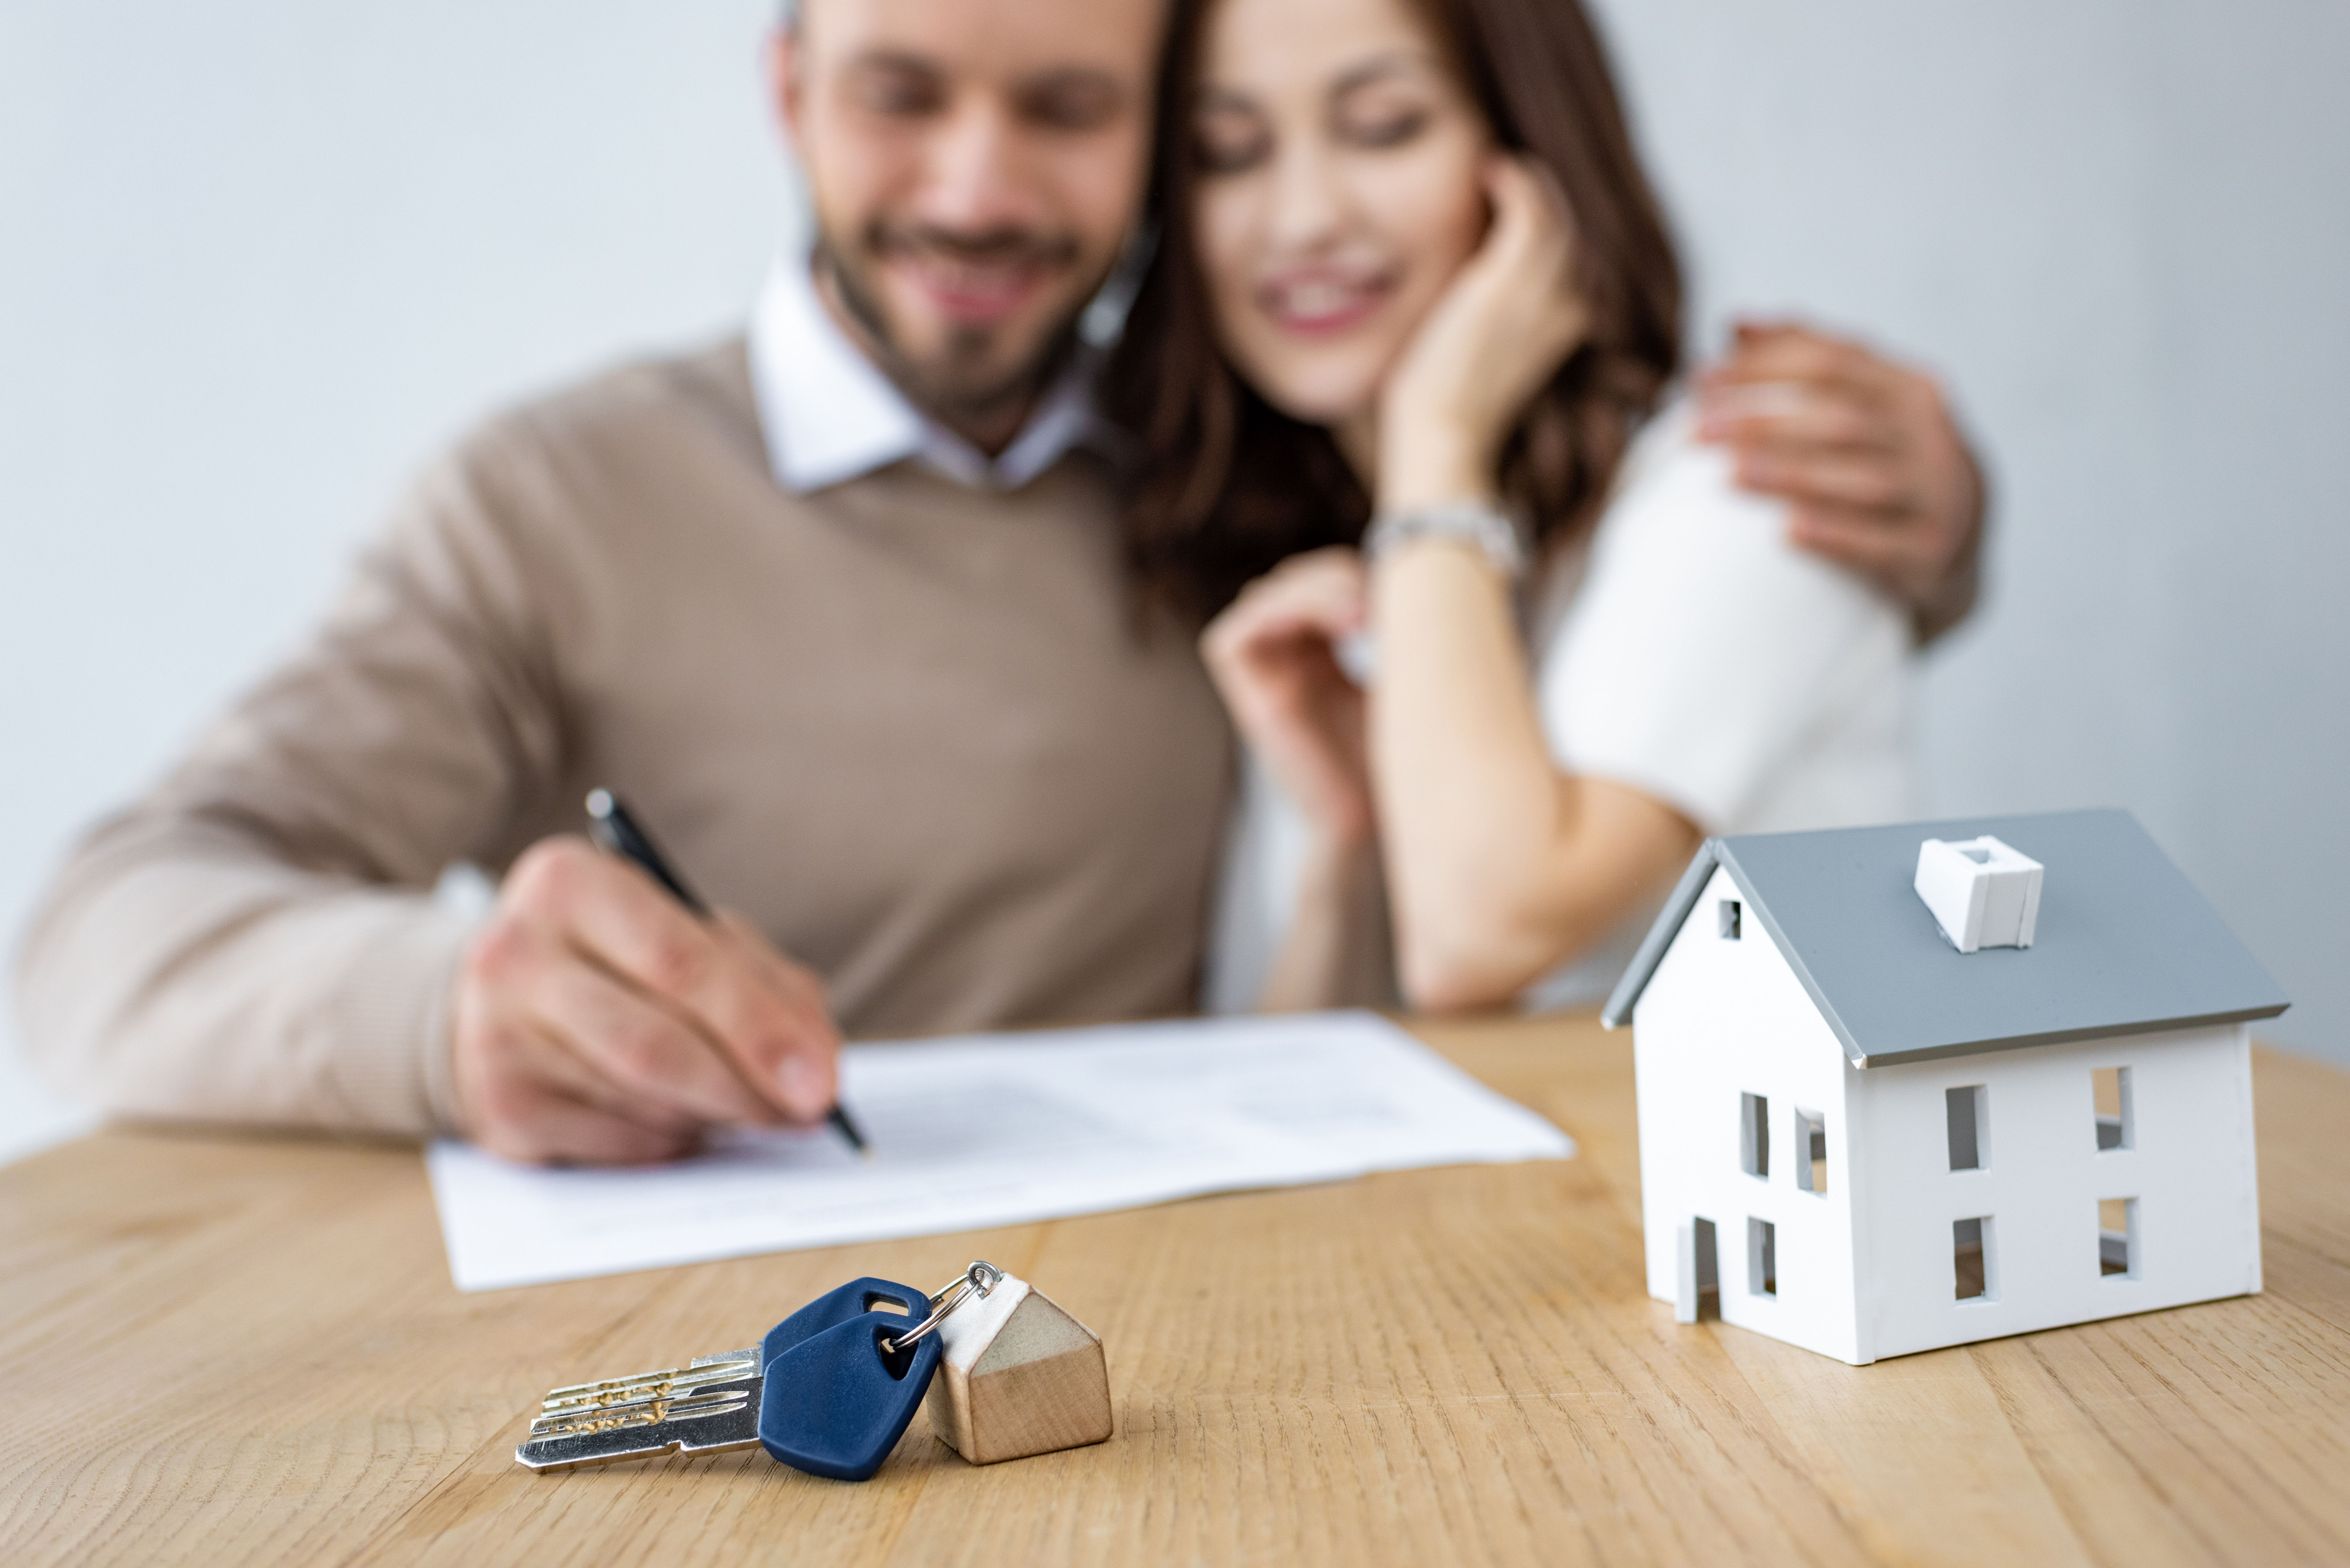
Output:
[1197,48,1439,111]
[1328,50,1444,98]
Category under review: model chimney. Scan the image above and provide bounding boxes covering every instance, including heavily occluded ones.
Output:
[1914,835,2043,953]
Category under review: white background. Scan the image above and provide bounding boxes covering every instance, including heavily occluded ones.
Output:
[4,1,2346,1162]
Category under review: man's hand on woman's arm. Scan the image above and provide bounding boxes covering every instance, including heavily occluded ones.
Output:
[1697,319,1987,644]
[451,836,842,1165]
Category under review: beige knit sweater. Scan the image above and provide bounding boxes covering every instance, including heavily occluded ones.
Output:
[14,341,1236,1136]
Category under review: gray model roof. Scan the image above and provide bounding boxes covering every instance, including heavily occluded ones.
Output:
[1601,809,2288,1067]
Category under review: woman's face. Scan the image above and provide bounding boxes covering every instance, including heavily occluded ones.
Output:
[1189,0,1493,430]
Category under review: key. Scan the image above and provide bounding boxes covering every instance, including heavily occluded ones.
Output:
[758,1275,929,1370]
[758,1304,942,1480]
[514,1275,942,1475]
[517,1348,765,1473]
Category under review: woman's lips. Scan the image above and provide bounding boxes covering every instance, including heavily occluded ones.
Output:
[1259,271,1394,336]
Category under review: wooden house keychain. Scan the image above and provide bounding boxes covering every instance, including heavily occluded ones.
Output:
[919,1262,1113,1464]
[512,1262,1111,1480]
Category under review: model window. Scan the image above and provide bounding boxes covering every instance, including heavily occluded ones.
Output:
[1945,1085,1988,1171]
[1718,899,1742,939]
[1953,1217,1994,1301]
[2100,1198,2139,1278]
[2093,1067,2133,1151]
[1692,1217,1719,1320]
[1794,1107,1828,1195]
[1748,1217,1777,1296]
[1740,1092,1770,1178]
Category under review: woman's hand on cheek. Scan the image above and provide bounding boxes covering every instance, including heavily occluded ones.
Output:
[1378,155,1592,511]
[1200,548,1377,856]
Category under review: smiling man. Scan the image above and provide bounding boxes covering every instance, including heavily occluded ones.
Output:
[788,0,1136,452]
[18,0,1988,1166]
[21,0,1225,1166]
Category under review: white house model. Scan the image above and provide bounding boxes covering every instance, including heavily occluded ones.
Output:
[1603,809,2289,1366]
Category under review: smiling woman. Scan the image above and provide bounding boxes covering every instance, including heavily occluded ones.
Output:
[1110,0,1679,618]
[1186,16,1494,420]
[1111,0,1912,1014]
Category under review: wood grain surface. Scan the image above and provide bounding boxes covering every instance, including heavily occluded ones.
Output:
[4,1013,2348,1567]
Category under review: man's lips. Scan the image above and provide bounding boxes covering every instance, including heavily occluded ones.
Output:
[888,252,1056,325]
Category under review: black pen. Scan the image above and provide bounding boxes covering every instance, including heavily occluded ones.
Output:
[584,788,870,1157]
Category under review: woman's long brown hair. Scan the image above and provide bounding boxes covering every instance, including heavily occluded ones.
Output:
[1105,0,1684,622]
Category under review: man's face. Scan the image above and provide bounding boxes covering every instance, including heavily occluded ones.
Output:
[774,0,1163,435]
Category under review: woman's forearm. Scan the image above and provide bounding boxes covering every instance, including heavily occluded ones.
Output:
[1368,539,1575,1001]
[1367,538,1698,1009]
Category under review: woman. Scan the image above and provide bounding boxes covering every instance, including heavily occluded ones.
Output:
[1108,0,1912,1011]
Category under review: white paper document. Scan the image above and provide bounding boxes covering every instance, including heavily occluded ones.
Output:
[426,1010,1572,1292]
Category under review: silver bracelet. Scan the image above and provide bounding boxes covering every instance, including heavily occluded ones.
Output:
[1362,500,1530,580]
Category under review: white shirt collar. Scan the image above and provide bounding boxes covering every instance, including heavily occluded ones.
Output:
[746,253,1118,494]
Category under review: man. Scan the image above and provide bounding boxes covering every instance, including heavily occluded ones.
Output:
[15,0,1984,1166]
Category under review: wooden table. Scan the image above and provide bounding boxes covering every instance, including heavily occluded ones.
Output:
[6,1013,2349,1566]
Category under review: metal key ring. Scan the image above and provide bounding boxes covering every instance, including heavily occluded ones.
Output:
[881,1261,1004,1354]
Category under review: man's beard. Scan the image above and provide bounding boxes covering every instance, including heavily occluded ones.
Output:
[816,220,1089,434]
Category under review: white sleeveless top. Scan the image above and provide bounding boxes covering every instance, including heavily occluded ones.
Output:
[1203,398,1913,1014]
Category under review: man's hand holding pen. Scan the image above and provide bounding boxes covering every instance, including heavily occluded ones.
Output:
[449,834,843,1165]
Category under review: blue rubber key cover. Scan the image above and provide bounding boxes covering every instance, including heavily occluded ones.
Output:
[757,1312,942,1481]
[759,1278,929,1371]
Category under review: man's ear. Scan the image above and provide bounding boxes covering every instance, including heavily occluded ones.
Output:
[767,28,806,148]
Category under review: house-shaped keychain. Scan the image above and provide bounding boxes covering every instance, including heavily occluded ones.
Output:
[1604,808,2288,1365]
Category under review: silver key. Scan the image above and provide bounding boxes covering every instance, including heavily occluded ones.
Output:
[515,1347,763,1472]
